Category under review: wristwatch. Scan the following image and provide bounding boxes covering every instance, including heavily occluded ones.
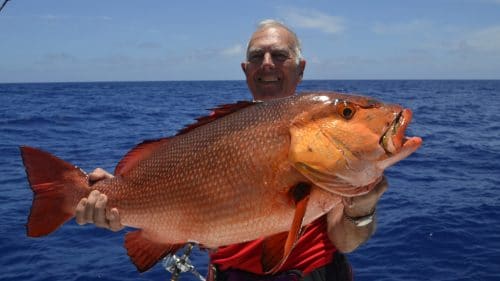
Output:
[343,208,376,227]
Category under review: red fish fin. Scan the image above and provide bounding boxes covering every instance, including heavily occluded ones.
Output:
[262,183,311,273]
[114,138,169,176]
[177,101,256,135]
[262,232,288,273]
[125,230,184,272]
[20,146,89,237]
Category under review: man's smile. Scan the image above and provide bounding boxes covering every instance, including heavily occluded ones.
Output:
[257,75,281,82]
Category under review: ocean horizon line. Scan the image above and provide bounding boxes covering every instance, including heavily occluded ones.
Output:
[1,78,499,85]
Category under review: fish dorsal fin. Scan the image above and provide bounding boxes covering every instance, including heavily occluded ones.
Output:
[114,138,169,176]
[115,101,255,176]
[262,182,311,274]
[124,230,184,272]
[177,101,256,135]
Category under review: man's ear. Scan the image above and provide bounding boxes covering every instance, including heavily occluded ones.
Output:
[241,62,248,75]
[298,59,306,80]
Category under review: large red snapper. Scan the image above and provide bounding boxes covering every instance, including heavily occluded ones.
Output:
[20,92,422,273]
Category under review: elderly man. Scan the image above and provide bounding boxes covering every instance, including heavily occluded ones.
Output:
[76,20,387,281]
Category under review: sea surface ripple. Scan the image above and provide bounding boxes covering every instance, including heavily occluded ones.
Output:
[1,80,499,281]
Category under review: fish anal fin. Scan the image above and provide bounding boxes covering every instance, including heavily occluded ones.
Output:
[177,101,256,135]
[124,230,184,272]
[262,183,311,274]
[114,138,169,176]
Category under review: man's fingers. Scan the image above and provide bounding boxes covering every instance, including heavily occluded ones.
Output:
[84,190,100,223]
[94,194,108,228]
[74,191,123,231]
[89,168,114,184]
[344,177,390,216]
[373,176,389,197]
[107,208,124,232]
[75,198,88,225]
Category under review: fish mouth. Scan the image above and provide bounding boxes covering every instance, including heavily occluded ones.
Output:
[380,108,413,155]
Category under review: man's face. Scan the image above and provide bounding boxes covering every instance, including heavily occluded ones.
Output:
[242,26,306,101]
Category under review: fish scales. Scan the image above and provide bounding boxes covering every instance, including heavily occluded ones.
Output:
[96,97,306,245]
[20,92,422,272]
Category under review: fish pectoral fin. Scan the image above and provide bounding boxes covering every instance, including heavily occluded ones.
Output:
[262,232,288,273]
[262,183,311,274]
[124,230,184,272]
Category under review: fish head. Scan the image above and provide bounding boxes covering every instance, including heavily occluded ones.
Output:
[289,92,422,196]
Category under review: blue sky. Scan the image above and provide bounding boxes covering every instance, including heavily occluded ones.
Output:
[1,0,499,82]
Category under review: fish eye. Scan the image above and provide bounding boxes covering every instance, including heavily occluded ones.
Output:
[343,108,353,117]
[337,102,356,120]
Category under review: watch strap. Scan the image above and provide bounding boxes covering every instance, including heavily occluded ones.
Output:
[343,208,376,227]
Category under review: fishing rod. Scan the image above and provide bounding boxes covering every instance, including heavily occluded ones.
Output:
[163,243,206,281]
[0,0,11,13]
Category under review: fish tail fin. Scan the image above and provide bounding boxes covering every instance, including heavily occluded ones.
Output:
[20,146,90,237]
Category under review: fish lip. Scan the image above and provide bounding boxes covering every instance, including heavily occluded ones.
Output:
[380,109,413,155]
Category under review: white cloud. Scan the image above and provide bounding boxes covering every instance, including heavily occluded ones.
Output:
[39,14,68,21]
[38,14,112,22]
[432,25,500,58]
[371,19,500,58]
[466,25,500,52]
[97,16,112,21]
[481,0,500,4]
[372,20,433,35]
[37,52,78,65]
[220,44,244,57]
[281,7,344,34]
[309,55,379,70]
[137,42,163,49]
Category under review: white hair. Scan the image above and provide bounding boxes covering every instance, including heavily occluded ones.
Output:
[246,19,303,65]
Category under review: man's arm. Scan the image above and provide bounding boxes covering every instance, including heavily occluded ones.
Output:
[326,177,388,253]
[75,168,124,232]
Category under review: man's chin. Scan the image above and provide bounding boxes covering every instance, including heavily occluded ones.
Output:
[256,83,282,93]
[254,92,288,101]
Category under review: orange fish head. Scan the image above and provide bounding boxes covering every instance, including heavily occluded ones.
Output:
[289,92,422,196]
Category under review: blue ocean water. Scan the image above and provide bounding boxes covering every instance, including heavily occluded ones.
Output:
[0,80,499,281]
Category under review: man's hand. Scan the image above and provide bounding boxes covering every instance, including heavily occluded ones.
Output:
[327,176,389,253]
[75,168,124,232]
[343,176,388,218]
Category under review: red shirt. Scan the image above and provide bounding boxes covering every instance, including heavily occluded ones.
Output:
[210,216,336,275]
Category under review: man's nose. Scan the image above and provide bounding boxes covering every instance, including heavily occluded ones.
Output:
[262,52,274,70]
